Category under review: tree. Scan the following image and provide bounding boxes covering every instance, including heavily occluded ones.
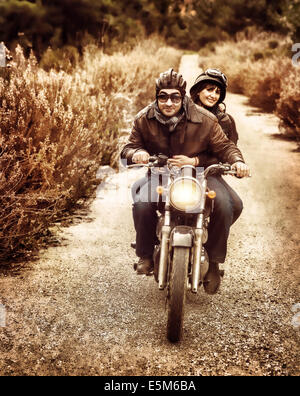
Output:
[0,0,299,56]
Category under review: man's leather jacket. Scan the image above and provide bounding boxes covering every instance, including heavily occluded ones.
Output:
[120,97,244,167]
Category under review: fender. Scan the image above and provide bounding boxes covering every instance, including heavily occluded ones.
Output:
[171,226,194,247]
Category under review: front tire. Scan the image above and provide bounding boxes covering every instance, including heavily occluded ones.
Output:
[167,246,189,342]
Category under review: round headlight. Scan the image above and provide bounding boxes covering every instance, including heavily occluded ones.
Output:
[169,177,201,212]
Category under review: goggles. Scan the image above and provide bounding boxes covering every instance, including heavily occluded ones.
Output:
[205,69,228,87]
[157,93,182,104]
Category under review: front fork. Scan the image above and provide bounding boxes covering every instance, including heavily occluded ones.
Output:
[191,214,205,293]
[158,202,171,290]
[191,177,208,293]
[158,178,209,293]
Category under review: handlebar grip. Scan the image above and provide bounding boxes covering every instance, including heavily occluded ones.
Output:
[149,154,169,166]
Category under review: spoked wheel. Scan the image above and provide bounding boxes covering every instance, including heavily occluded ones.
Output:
[167,246,189,343]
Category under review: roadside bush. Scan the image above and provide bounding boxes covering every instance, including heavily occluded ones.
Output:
[242,58,293,112]
[79,37,182,111]
[275,67,300,140]
[0,39,182,265]
[0,47,119,263]
[40,45,80,72]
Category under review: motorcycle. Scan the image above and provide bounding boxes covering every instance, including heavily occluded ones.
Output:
[128,154,237,342]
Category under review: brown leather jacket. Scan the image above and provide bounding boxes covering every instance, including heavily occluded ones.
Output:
[120,97,244,166]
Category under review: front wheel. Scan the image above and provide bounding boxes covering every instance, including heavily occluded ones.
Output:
[167,246,189,342]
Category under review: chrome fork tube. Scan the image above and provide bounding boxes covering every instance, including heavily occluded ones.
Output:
[158,196,171,290]
[191,178,207,293]
[191,216,203,293]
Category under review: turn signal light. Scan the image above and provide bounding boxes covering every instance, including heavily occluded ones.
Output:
[207,190,216,199]
[156,186,165,195]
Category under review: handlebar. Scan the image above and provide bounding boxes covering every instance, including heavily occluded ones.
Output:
[203,163,237,177]
[127,157,238,177]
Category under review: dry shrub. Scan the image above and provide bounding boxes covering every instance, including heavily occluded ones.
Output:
[242,58,293,112]
[0,39,182,265]
[79,36,182,110]
[198,32,291,97]
[0,48,119,263]
[275,67,300,140]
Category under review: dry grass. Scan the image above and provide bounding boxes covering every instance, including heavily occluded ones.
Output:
[0,38,182,265]
[275,66,300,139]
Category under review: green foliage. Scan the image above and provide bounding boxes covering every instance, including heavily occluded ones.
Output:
[1,0,298,56]
[182,0,296,49]
[0,0,187,56]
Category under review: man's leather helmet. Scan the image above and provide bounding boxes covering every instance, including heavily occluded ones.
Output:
[156,68,186,97]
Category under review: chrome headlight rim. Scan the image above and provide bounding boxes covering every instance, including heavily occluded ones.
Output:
[169,176,202,212]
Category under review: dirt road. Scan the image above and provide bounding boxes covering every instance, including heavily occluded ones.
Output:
[0,55,299,376]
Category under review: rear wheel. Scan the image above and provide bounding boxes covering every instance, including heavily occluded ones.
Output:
[167,247,189,342]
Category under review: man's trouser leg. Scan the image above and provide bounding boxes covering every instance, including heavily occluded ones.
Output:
[132,202,158,258]
[131,175,160,259]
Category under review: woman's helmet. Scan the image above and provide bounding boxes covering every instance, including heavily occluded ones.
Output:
[156,68,186,97]
[190,69,228,104]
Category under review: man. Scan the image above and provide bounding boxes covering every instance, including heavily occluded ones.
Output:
[121,68,250,294]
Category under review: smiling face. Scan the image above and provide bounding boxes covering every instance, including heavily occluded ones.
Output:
[157,89,183,117]
[198,83,221,107]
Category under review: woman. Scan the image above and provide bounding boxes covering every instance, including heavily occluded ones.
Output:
[190,68,238,147]
[190,69,244,293]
